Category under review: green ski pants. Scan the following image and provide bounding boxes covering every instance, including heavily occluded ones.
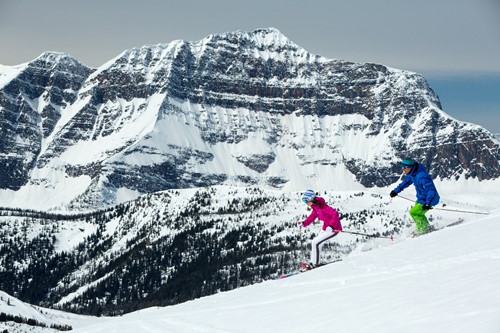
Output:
[410,202,430,234]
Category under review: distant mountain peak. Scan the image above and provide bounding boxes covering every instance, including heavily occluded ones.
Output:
[37,50,72,60]
[0,28,498,210]
[200,27,306,54]
[28,51,93,77]
[210,27,285,40]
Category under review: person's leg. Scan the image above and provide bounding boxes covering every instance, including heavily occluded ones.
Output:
[410,203,429,233]
[310,227,339,265]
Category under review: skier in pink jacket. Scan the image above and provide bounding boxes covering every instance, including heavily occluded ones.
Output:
[298,190,342,271]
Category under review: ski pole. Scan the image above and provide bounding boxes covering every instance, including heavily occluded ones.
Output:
[335,229,393,240]
[396,195,489,215]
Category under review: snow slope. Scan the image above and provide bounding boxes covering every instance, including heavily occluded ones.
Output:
[4,206,497,333]
[0,290,93,332]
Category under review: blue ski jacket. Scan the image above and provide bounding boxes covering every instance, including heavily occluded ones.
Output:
[393,163,440,206]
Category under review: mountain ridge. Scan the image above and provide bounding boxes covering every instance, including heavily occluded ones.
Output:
[0,27,498,210]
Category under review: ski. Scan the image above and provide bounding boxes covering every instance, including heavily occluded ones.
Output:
[409,218,465,238]
[439,218,465,229]
[275,259,342,280]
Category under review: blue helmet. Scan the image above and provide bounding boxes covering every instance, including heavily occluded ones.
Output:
[301,189,316,203]
[401,158,416,168]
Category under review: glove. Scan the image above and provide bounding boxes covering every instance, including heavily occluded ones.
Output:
[422,204,432,211]
[297,221,304,227]
[390,190,398,198]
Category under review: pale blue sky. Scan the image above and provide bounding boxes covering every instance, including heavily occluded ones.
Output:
[1,0,499,132]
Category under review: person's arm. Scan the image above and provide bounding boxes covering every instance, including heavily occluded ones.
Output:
[302,209,318,227]
[394,176,413,194]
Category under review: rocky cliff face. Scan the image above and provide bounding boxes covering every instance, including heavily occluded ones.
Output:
[0,53,93,190]
[0,28,498,209]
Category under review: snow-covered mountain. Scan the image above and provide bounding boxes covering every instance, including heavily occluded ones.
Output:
[2,202,499,333]
[1,184,498,317]
[0,28,498,210]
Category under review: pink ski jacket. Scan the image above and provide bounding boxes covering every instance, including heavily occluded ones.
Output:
[302,197,342,231]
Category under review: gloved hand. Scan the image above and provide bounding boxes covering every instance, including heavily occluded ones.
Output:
[297,221,303,227]
[422,204,432,211]
[390,190,398,198]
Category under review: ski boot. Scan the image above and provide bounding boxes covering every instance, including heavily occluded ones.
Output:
[300,262,315,272]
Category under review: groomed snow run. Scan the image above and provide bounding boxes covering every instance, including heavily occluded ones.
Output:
[60,207,500,333]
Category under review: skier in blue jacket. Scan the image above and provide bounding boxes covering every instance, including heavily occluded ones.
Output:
[390,158,440,234]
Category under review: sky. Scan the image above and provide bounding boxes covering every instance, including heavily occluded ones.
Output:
[2,202,500,332]
[0,0,499,132]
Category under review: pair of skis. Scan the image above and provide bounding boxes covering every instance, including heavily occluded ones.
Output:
[408,218,465,238]
[275,259,342,279]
